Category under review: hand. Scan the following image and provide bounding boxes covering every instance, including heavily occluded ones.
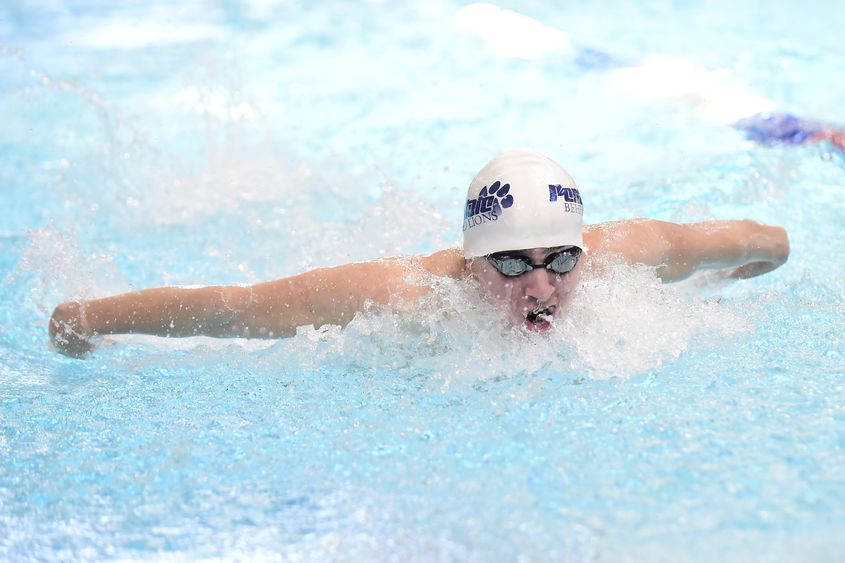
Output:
[728,225,789,279]
[813,130,845,151]
[49,301,95,357]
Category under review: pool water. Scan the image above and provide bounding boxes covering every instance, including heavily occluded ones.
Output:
[2,1,845,561]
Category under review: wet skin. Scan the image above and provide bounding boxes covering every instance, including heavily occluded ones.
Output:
[468,246,582,332]
[48,220,789,357]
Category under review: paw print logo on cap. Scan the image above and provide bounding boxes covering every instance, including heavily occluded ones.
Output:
[466,180,514,219]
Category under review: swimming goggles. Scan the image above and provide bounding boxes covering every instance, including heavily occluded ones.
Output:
[486,247,582,277]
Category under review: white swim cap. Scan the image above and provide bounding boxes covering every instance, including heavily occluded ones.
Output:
[462,149,584,258]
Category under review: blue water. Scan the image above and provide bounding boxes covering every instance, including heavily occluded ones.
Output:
[2,1,845,561]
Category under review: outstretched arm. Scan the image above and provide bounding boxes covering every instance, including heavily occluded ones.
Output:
[584,219,789,282]
[49,249,465,357]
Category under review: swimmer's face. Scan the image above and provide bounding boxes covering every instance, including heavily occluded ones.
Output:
[469,246,582,333]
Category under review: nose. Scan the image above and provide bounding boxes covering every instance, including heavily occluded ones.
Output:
[522,268,556,302]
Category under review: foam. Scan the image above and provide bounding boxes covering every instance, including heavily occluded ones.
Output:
[258,255,749,384]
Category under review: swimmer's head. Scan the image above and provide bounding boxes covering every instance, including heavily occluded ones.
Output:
[462,149,583,258]
[463,150,585,332]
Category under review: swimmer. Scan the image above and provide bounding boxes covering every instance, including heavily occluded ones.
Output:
[456,5,842,150]
[49,150,790,357]
[734,112,845,151]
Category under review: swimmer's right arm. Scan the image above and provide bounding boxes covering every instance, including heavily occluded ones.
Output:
[49,249,466,357]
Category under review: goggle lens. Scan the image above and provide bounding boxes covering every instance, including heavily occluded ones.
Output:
[487,247,582,278]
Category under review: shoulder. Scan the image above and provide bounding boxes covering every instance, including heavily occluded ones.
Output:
[416,248,468,279]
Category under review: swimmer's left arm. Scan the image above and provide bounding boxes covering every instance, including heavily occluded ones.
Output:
[586,219,790,282]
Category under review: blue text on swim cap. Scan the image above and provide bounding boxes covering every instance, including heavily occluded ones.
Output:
[549,184,583,215]
[548,185,582,204]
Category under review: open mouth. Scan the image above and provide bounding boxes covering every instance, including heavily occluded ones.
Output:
[525,305,556,325]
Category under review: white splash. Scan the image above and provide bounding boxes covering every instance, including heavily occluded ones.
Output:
[276,256,749,384]
[7,227,130,315]
[557,254,750,378]
[453,3,573,60]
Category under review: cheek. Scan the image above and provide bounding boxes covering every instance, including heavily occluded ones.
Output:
[500,282,515,300]
[484,276,514,300]
[472,263,514,299]
[555,269,581,298]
